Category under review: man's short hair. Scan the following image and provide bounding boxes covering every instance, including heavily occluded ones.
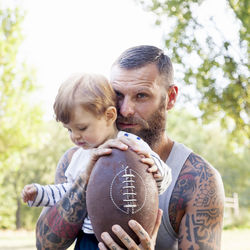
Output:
[113,45,174,88]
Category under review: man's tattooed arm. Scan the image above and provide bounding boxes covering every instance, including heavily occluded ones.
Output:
[35,147,87,249]
[169,153,225,250]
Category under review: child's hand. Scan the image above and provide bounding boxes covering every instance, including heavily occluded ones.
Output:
[140,156,161,179]
[118,133,171,195]
[118,134,162,179]
[80,147,112,183]
[21,184,37,203]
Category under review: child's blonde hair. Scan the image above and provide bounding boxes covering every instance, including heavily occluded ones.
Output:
[53,73,116,124]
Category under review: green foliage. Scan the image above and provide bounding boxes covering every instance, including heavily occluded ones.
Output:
[136,0,249,145]
[19,121,73,229]
[167,109,250,208]
[0,4,77,230]
[0,5,45,229]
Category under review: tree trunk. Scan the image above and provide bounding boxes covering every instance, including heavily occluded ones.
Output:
[16,197,21,229]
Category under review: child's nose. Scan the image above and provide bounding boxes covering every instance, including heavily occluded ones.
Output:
[72,131,81,140]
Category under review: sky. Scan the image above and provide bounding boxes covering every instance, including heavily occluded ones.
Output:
[19,0,164,120]
[3,0,238,120]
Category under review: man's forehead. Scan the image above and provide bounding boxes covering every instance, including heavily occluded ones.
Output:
[110,64,161,85]
[110,65,134,82]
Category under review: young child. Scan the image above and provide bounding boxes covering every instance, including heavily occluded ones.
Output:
[22,73,172,236]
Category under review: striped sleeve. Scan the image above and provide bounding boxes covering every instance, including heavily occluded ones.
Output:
[83,215,94,234]
[28,182,71,207]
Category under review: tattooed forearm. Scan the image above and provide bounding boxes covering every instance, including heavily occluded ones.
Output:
[36,214,76,249]
[57,175,87,223]
[36,147,86,249]
[36,175,87,249]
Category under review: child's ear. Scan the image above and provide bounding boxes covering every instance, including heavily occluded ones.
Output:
[105,106,117,124]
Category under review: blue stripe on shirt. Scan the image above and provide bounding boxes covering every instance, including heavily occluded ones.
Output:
[45,195,50,206]
[62,184,67,193]
[37,187,45,206]
[48,185,56,204]
[55,185,62,199]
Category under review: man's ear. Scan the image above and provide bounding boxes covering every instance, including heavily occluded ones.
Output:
[105,106,117,124]
[167,85,178,110]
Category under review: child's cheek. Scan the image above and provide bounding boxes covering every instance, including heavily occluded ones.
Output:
[70,134,75,144]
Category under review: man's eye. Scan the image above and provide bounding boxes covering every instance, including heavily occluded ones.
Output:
[137,93,147,99]
[115,91,123,98]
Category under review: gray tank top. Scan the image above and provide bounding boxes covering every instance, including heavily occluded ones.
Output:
[155,141,192,250]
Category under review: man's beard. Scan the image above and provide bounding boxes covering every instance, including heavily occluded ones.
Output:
[116,97,167,148]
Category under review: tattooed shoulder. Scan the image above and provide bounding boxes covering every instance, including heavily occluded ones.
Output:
[187,153,224,207]
[169,152,224,233]
[55,147,79,184]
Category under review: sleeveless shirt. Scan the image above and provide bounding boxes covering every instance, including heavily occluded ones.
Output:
[155,141,192,250]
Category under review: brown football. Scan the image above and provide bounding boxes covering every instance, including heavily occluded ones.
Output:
[86,148,159,248]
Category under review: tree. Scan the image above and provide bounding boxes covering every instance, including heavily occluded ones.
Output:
[0,6,44,229]
[136,0,249,145]
[0,5,74,230]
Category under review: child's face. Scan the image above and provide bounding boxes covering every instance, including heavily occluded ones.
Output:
[63,105,114,149]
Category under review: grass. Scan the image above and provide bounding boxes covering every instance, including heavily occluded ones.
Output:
[221,228,250,250]
[0,228,250,250]
[0,230,36,250]
[0,230,73,250]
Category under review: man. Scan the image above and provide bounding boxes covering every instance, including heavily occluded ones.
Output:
[36,45,225,249]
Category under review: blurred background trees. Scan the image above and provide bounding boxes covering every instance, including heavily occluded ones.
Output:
[0,0,249,229]
[0,6,72,229]
[0,7,43,229]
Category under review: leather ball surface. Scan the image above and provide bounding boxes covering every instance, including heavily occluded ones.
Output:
[86,148,159,248]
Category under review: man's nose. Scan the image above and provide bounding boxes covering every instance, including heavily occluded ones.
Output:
[119,96,135,117]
